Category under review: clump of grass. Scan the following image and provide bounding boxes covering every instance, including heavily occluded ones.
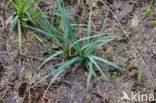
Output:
[28,0,128,90]
[9,0,45,53]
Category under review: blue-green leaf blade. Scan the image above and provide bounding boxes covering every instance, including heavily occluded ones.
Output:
[37,52,63,72]
[87,61,93,89]
[89,56,128,72]
[89,57,109,81]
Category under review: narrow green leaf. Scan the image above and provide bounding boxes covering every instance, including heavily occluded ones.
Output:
[101,13,108,34]
[70,33,112,49]
[51,10,56,25]
[97,13,108,40]
[57,0,76,41]
[37,52,63,72]
[31,12,47,18]
[28,0,40,11]
[18,20,22,54]
[89,56,128,72]
[73,61,82,72]
[87,7,93,43]
[56,10,60,28]
[17,0,21,14]
[95,36,118,49]
[83,37,118,55]
[8,15,19,35]
[87,61,93,89]
[34,67,63,87]
[21,0,30,13]
[24,25,63,48]
[34,57,81,86]
[32,33,44,44]
[96,61,114,70]
[63,24,69,53]
[45,69,64,92]
[87,36,119,55]
[136,64,143,82]
[86,60,100,78]
[53,62,65,67]
[71,24,88,27]
[24,11,35,24]
[57,0,82,55]
[81,39,105,51]
[138,68,143,82]
[33,33,54,54]
[89,57,109,81]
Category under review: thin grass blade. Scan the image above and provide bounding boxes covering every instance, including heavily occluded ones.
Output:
[33,33,54,54]
[37,52,63,72]
[84,36,119,55]
[32,12,47,18]
[18,20,22,54]
[89,56,128,72]
[24,25,63,48]
[87,7,93,43]
[57,0,76,41]
[96,61,114,70]
[97,13,108,40]
[45,69,64,93]
[70,33,112,49]
[87,61,93,89]
[57,0,82,55]
[24,11,35,24]
[34,67,63,87]
[53,62,65,67]
[21,0,30,13]
[101,13,107,34]
[73,61,82,72]
[34,57,81,86]
[17,0,21,14]
[8,15,19,35]
[89,57,109,81]
[28,0,40,11]
[81,39,103,50]
[51,10,56,25]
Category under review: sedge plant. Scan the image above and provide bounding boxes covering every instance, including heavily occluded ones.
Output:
[8,0,45,53]
[27,0,128,91]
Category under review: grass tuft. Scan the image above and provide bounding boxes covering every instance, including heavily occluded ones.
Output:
[27,0,128,90]
[9,0,44,53]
